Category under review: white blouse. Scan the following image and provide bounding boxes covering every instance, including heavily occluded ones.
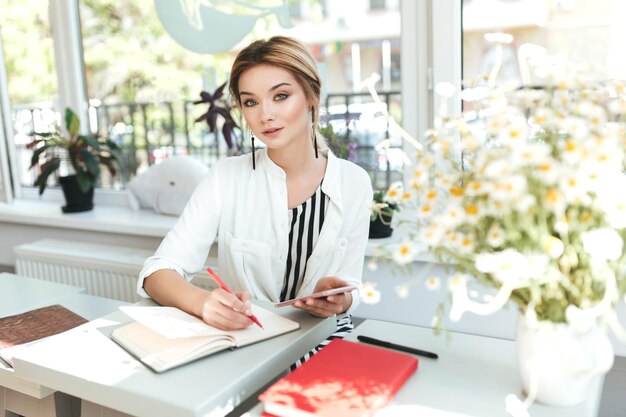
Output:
[137,148,373,314]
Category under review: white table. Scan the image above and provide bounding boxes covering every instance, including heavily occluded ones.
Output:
[0,273,129,417]
[0,272,84,317]
[12,300,337,417]
[247,319,603,417]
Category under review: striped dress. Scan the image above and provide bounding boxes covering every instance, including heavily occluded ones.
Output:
[281,183,354,370]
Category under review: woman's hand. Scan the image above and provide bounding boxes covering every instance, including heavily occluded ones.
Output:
[293,277,353,318]
[197,288,254,330]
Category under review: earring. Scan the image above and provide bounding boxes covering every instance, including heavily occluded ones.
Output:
[312,112,318,159]
[251,133,256,170]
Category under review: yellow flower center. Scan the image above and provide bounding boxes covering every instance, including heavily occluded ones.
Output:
[450,186,463,197]
[465,204,478,215]
[546,189,560,204]
[565,140,577,152]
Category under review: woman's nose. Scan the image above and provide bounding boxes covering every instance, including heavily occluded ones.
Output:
[260,103,275,122]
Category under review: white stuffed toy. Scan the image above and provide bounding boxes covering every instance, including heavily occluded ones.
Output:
[127,155,209,216]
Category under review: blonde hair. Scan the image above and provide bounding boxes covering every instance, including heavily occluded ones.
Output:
[229,36,323,150]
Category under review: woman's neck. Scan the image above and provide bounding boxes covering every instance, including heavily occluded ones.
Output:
[268,142,320,178]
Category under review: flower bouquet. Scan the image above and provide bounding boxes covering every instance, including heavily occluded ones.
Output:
[374,68,626,415]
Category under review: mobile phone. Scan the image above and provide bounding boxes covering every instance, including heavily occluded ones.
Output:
[274,285,358,308]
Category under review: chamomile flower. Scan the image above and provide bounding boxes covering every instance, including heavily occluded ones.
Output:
[448,273,468,291]
[487,224,505,248]
[367,259,378,271]
[359,282,381,305]
[424,277,441,291]
[395,285,410,299]
[392,241,419,265]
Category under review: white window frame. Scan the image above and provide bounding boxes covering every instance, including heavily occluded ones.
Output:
[0,31,17,203]
[400,0,462,183]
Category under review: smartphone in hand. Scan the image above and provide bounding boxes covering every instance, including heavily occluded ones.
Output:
[274,285,358,308]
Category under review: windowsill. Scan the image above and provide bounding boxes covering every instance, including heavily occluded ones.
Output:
[0,199,176,237]
[0,199,441,263]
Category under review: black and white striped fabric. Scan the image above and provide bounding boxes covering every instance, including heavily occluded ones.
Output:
[281,183,354,370]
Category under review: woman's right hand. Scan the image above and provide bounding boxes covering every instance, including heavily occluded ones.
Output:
[197,288,254,330]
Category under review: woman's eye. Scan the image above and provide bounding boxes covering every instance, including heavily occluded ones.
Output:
[243,99,257,107]
[275,93,288,101]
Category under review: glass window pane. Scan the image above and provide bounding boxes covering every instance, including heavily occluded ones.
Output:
[1,0,60,189]
[463,0,623,88]
[79,0,402,191]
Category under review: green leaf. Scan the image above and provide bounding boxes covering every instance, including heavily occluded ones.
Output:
[82,135,100,150]
[34,158,61,195]
[29,144,53,168]
[104,139,120,151]
[75,169,93,194]
[79,149,100,178]
[65,108,80,137]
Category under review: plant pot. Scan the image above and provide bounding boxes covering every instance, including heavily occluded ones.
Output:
[369,213,393,239]
[516,317,613,407]
[59,175,94,213]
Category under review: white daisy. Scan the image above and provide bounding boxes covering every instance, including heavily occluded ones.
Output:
[424,277,441,291]
[395,285,410,299]
[360,282,381,305]
[487,224,505,248]
[392,241,419,265]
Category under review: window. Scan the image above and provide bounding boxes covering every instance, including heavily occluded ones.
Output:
[370,0,386,10]
[0,0,59,192]
[462,0,624,87]
[1,0,408,201]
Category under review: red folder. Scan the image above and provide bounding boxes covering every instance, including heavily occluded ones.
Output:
[259,338,418,417]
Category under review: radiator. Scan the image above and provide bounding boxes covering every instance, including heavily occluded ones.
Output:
[14,239,215,303]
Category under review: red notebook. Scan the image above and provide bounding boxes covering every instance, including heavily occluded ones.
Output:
[258,338,418,417]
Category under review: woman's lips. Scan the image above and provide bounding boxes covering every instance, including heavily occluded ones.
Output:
[262,127,283,137]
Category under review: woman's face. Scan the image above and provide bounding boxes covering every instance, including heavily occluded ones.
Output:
[238,64,311,153]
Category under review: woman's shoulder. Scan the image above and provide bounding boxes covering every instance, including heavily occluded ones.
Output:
[210,152,253,173]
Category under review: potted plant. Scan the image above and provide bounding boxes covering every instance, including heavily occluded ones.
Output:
[27,107,119,213]
[318,116,357,162]
[369,182,405,239]
[194,81,242,153]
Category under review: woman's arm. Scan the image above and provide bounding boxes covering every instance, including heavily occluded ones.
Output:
[143,269,254,330]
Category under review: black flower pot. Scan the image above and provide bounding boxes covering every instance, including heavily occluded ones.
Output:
[369,213,393,239]
[59,175,94,213]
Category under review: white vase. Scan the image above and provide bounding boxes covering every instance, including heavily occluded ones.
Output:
[515,317,614,407]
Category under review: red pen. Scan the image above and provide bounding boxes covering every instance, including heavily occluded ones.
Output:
[206,267,264,329]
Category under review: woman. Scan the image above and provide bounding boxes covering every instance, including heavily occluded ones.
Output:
[138,36,372,361]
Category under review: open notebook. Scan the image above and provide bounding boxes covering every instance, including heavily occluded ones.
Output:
[110,305,299,373]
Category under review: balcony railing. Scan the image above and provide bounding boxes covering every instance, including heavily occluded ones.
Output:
[11,91,403,193]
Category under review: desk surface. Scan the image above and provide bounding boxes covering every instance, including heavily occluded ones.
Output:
[249,319,602,417]
[12,300,336,417]
[0,272,84,317]
[0,273,129,400]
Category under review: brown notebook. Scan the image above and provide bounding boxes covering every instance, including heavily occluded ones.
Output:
[0,304,88,367]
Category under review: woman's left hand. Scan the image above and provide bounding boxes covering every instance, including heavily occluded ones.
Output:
[293,276,353,318]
